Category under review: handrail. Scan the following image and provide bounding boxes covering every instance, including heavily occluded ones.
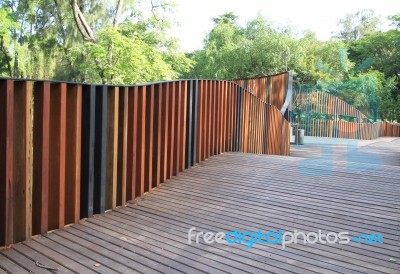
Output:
[0,74,291,246]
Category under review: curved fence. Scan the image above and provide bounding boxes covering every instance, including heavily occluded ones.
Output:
[0,75,290,246]
[291,90,400,139]
[234,72,293,114]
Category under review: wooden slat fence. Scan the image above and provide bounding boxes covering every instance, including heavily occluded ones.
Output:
[291,90,400,140]
[234,72,293,114]
[0,75,290,246]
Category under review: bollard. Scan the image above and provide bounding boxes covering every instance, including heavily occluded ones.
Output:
[295,129,305,145]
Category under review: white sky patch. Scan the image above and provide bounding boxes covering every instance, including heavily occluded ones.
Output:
[169,0,400,52]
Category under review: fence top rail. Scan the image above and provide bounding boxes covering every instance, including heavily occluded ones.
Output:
[232,71,290,81]
[0,72,290,88]
[0,76,288,120]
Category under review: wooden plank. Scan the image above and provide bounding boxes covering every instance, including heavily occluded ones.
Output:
[93,86,108,214]
[108,208,304,274]
[12,81,33,243]
[80,85,96,218]
[211,81,216,156]
[36,235,118,273]
[169,82,176,175]
[174,82,182,175]
[161,83,169,180]
[179,81,187,172]
[1,249,50,274]
[117,87,128,206]
[215,82,220,154]
[48,83,67,230]
[192,81,199,165]
[32,82,50,235]
[106,87,119,210]
[43,232,135,273]
[207,81,212,158]
[11,243,71,274]
[88,215,252,274]
[196,81,203,163]
[202,81,208,160]
[135,86,146,197]
[64,226,171,273]
[65,84,82,225]
[185,81,195,168]
[126,86,138,201]
[23,239,96,273]
[153,84,162,187]
[0,80,14,246]
[145,85,154,192]
[0,253,28,273]
[222,82,227,153]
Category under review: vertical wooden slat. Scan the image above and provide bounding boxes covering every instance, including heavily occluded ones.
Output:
[135,86,146,197]
[145,85,154,192]
[106,87,119,210]
[48,83,67,230]
[32,81,50,235]
[196,81,203,163]
[221,82,226,153]
[161,83,169,179]
[203,81,208,160]
[80,85,96,218]
[207,81,212,158]
[227,83,233,152]
[180,81,187,172]
[117,87,128,206]
[211,81,218,155]
[93,86,108,214]
[186,80,198,168]
[174,82,182,174]
[172,82,182,175]
[65,84,82,224]
[126,86,138,201]
[168,82,176,176]
[0,80,14,246]
[185,82,191,169]
[12,81,32,243]
[153,84,162,187]
[217,81,221,153]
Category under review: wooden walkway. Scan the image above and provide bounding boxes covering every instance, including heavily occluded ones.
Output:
[1,137,399,273]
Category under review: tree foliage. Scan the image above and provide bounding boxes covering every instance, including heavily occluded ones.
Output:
[185,11,400,122]
[0,4,399,121]
[332,9,380,41]
[0,0,191,84]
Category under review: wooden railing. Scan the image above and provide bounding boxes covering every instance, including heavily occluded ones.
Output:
[291,90,400,139]
[234,72,293,114]
[299,119,400,140]
[0,74,291,246]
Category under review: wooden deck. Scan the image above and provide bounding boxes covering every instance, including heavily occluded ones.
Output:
[1,137,399,274]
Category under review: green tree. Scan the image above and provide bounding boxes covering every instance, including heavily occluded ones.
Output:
[332,9,380,41]
[0,7,19,76]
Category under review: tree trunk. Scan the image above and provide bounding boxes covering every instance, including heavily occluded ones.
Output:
[70,0,96,42]
[113,0,124,27]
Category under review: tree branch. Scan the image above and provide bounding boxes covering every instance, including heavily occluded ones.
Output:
[113,0,124,27]
[150,0,161,21]
[70,0,95,42]
[0,37,13,77]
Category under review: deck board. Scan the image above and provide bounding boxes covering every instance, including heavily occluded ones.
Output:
[1,137,399,273]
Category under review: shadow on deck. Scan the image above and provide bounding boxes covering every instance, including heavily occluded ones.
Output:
[1,137,399,273]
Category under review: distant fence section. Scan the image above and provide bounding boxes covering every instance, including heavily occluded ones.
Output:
[291,90,400,139]
[0,72,291,246]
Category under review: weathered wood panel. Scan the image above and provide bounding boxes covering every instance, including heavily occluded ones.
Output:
[12,81,33,243]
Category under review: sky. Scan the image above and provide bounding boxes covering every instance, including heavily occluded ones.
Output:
[168,0,400,52]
